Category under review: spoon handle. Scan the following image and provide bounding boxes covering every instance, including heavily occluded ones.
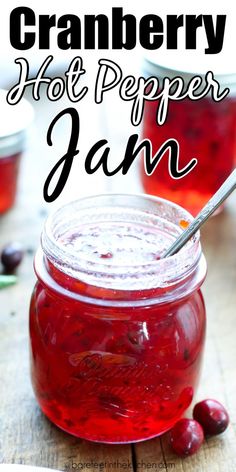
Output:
[163,169,236,258]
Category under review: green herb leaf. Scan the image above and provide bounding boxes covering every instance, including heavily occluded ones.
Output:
[0,275,17,288]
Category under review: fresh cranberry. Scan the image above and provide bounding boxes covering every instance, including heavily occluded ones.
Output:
[1,242,24,272]
[170,419,204,456]
[193,399,229,435]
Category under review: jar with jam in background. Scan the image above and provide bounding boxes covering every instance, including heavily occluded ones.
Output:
[140,53,236,216]
[30,195,207,443]
[0,89,34,213]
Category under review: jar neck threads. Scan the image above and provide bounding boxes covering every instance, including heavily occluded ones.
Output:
[37,194,206,305]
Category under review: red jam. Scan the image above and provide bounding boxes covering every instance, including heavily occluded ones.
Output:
[29,195,206,443]
[0,153,21,213]
[0,88,33,213]
[141,74,236,216]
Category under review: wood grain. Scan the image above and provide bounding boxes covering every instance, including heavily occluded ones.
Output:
[1,89,236,471]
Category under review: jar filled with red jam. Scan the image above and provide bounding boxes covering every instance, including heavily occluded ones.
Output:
[141,57,236,215]
[0,89,33,213]
[30,194,207,443]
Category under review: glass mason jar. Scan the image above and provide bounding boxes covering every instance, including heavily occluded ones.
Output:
[29,194,207,443]
[0,89,34,213]
[140,58,236,216]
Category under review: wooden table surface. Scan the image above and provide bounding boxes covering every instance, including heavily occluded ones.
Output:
[0,89,236,472]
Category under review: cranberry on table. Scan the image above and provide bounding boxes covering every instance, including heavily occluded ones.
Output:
[170,419,204,457]
[193,399,229,435]
[1,242,24,272]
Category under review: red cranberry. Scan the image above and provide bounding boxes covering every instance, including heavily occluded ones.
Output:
[100,252,113,259]
[193,399,229,435]
[170,419,204,456]
[1,242,24,272]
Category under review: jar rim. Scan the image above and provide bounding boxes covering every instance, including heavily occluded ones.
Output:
[0,131,26,158]
[39,194,204,298]
[0,89,34,138]
[143,58,236,94]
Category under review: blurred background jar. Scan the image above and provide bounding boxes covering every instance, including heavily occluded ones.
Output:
[0,89,34,214]
[140,56,236,216]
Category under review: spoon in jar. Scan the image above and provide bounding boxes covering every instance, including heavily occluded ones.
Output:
[162,168,236,258]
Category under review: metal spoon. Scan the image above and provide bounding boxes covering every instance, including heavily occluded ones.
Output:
[163,168,236,258]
